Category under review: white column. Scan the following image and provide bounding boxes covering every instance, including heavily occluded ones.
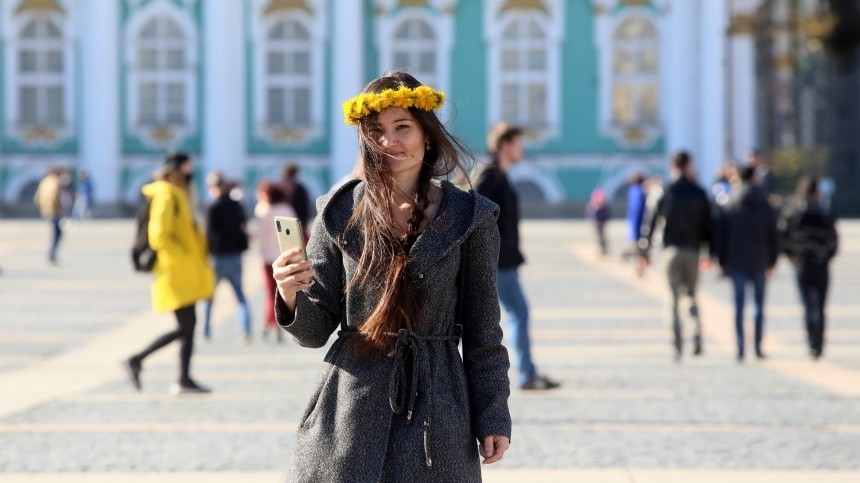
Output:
[203,1,243,179]
[727,0,765,161]
[663,0,701,169]
[699,0,728,186]
[80,0,120,203]
[330,0,364,184]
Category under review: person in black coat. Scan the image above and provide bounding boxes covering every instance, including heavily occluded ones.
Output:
[779,176,839,359]
[716,165,779,362]
[475,122,559,391]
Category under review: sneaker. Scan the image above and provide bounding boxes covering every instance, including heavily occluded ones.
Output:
[521,375,561,390]
[122,358,142,391]
[240,333,252,346]
[693,336,703,356]
[170,380,211,395]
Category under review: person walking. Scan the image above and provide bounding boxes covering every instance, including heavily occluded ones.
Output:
[475,122,560,391]
[282,162,312,238]
[623,173,647,261]
[779,176,839,359]
[202,171,252,343]
[716,165,779,362]
[638,151,715,361]
[586,189,611,256]
[33,166,66,265]
[272,71,511,481]
[254,180,297,343]
[123,152,215,394]
[72,169,95,219]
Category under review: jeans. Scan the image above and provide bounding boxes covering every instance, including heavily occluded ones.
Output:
[497,268,536,385]
[203,254,251,337]
[730,269,767,357]
[49,215,63,262]
[132,304,197,383]
[665,247,701,353]
[795,263,829,356]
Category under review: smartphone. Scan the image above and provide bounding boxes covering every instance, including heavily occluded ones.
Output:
[274,216,310,283]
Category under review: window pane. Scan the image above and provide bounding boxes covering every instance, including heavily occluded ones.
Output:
[292,87,311,125]
[139,84,158,124]
[46,86,64,124]
[393,51,410,70]
[267,51,285,74]
[284,21,309,40]
[641,48,658,73]
[291,52,310,74]
[501,50,519,71]
[501,84,519,122]
[18,50,38,73]
[502,22,518,37]
[527,84,546,125]
[268,87,285,124]
[527,49,546,70]
[45,51,64,72]
[269,23,285,40]
[140,21,158,39]
[612,85,634,124]
[21,21,38,39]
[166,49,184,70]
[139,49,158,70]
[164,19,183,39]
[640,84,659,122]
[613,49,635,76]
[44,22,62,38]
[19,86,38,123]
[166,84,185,123]
[528,20,545,39]
[418,52,435,73]
[417,21,434,39]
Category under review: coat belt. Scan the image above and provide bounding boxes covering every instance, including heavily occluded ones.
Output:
[336,325,462,468]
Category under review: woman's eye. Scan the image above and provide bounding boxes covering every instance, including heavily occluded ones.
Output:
[396,125,409,131]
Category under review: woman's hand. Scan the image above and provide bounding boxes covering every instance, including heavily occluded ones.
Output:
[272,249,316,311]
[480,435,510,465]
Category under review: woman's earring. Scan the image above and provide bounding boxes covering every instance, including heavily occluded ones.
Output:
[425,140,431,150]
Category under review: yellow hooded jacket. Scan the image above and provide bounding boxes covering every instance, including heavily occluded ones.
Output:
[142,181,215,313]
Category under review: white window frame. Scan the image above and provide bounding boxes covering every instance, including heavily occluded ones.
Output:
[484,0,565,144]
[124,0,198,148]
[375,0,457,121]
[264,19,313,127]
[2,8,75,147]
[250,1,326,146]
[594,4,664,148]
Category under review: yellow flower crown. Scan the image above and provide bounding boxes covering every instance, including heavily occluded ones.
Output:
[342,85,445,125]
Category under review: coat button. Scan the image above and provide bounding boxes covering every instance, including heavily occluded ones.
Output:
[418,274,424,279]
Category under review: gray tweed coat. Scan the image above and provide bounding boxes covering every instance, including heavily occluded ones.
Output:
[275,178,512,482]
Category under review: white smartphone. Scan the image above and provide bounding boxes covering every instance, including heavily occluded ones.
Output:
[273,216,309,283]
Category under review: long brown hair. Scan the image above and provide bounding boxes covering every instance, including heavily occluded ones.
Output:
[347,70,473,351]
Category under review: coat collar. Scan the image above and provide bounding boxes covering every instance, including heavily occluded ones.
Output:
[320,178,482,275]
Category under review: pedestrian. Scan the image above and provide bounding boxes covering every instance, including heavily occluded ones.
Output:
[746,148,772,195]
[33,166,66,265]
[282,162,312,238]
[638,151,715,361]
[72,168,94,219]
[585,188,611,256]
[202,171,252,343]
[254,180,297,343]
[123,152,215,394]
[779,176,838,359]
[272,70,511,481]
[475,121,560,391]
[716,165,779,362]
[622,172,646,261]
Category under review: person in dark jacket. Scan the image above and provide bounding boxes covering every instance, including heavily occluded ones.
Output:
[639,151,715,361]
[779,176,838,359]
[272,71,511,482]
[717,165,779,362]
[282,162,312,238]
[586,188,611,256]
[202,171,251,343]
[475,122,559,391]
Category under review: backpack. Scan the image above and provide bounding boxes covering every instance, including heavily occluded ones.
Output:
[131,194,176,272]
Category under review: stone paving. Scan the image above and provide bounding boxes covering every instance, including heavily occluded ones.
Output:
[0,218,859,482]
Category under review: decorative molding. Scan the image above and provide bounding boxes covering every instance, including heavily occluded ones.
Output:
[14,0,66,17]
[263,0,313,15]
[499,0,548,15]
[728,14,755,35]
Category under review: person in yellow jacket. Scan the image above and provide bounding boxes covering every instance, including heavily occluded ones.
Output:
[123,152,215,395]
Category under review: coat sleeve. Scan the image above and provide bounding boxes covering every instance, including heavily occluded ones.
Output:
[148,192,176,252]
[460,208,512,442]
[274,208,344,348]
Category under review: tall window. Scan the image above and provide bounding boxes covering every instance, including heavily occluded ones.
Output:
[136,16,187,126]
[266,20,312,126]
[17,19,65,126]
[391,19,437,88]
[498,17,549,129]
[611,17,659,126]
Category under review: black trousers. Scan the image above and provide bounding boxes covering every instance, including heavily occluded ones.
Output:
[133,304,197,383]
[795,263,829,356]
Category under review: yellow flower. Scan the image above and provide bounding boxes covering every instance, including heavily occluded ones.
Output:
[340,85,445,125]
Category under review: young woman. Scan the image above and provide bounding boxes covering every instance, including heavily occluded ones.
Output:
[272,71,512,482]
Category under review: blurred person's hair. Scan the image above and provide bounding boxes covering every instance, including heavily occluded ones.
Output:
[628,172,645,185]
[257,180,288,204]
[206,171,226,188]
[282,163,299,180]
[739,165,757,182]
[796,175,819,197]
[486,122,523,156]
[672,151,692,171]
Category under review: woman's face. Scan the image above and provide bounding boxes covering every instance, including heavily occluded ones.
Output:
[372,107,427,179]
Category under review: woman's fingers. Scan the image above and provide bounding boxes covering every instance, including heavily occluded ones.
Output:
[481,436,510,465]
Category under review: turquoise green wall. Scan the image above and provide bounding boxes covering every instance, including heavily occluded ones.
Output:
[448,0,486,155]
[363,0,378,84]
